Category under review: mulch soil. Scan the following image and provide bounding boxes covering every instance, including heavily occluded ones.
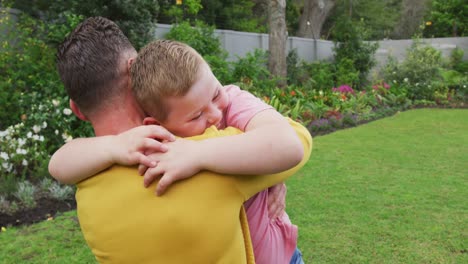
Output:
[0,198,76,227]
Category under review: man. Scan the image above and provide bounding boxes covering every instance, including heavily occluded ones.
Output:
[54,17,311,263]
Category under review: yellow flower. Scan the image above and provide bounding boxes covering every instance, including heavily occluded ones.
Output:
[1,227,6,232]
[425,21,432,26]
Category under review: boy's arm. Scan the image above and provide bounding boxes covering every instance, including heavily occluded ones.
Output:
[144,110,304,195]
[48,125,175,184]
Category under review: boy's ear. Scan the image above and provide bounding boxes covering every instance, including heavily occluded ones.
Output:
[69,99,88,121]
[143,117,160,126]
[127,58,135,72]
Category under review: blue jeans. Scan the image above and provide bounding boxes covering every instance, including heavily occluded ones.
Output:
[289,247,305,264]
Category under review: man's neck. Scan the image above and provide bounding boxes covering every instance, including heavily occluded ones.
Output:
[91,106,144,136]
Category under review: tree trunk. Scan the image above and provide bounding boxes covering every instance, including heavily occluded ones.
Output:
[268,0,287,87]
[392,0,429,39]
[297,0,335,39]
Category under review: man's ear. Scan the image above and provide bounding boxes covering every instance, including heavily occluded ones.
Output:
[143,116,160,126]
[69,99,88,121]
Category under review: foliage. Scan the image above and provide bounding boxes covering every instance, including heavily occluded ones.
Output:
[230,49,277,94]
[301,61,335,91]
[382,39,445,100]
[0,11,92,191]
[334,58,359,87]
[165,20,225,58]
[48,182,75,201]
[164,20,231,84]
[332,16,379,87]
[14,181,37,209]
[423,0,467,37]
[161,0,202,23]
[5,0,160,49]
[322,0,402,40]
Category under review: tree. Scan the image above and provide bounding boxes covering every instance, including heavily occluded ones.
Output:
[392,0,430,39]
[297,0,336,39]
[5,0,160,49]
[423,0,467,37]
[321,0,401,40]
[268,0,288,86]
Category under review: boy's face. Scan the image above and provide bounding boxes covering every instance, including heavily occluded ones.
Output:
[160,63,228,137]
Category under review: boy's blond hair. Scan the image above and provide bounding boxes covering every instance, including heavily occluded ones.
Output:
[131,40,205,122]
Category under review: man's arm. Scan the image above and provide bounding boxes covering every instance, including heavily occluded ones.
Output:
[48,125,175,184]
[143,110,305,195]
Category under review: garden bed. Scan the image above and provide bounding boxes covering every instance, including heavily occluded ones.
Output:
[0,197,76,227]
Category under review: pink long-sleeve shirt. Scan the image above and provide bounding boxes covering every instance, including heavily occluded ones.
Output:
[220,85,298,264]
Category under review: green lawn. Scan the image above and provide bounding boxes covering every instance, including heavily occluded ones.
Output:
[288,108,467,263]
[1,109,467,263]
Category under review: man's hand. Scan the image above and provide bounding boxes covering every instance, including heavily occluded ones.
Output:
[267,183,287,219]
[141,139,202,196]
[112,125,175,168]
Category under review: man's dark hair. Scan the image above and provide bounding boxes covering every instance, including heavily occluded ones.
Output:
[57,17,136,116]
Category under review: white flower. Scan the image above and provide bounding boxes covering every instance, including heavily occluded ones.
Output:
[464,85,466,88]
[18,138,26,146]
[63,108,72,116]
[2,162,13,172]
[27,132,32,138]
[0,152,8,160]
[319,90,324,96]
[416,83,419,86]
[55,130,59,135]
[16,148,24,155]
[62,133,73,143]
[22,159,28,166]
[33,125,41,133]
[392,71,396,75]
[0,130,7,138]
[393,80,397,84]
[404,78,409,83]
[39,135,44,142]
[52,99,60,107]
[32,134,40,141]
[42,121,47,128]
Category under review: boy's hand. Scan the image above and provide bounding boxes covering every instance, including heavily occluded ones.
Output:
[112,125,175,168]
[142,139,202,196]
[267,183,287,219]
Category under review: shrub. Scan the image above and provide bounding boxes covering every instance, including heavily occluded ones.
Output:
[301,61,335,91]
[165,20,225,58]
[382,40,444,100]
[0,11,93,187]
[231,49,277,93]
[165,20,231,84]
[14,181,37,209]
[332,16,378,87]
[0,195,19,216]
[48,182,74,201]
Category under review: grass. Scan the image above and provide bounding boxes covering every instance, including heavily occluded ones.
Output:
[0,109,466,263]
[287,108,467,263]
[0,211,95,263]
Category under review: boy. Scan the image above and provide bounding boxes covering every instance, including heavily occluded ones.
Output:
[50,40,306,263]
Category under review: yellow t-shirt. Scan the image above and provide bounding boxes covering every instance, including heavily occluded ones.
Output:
[76,120,312,264]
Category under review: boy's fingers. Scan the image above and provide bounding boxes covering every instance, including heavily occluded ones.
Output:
[156,175,175,196]
[143,166,164,188]
[138,156,156,171]
[138,164,148,176]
